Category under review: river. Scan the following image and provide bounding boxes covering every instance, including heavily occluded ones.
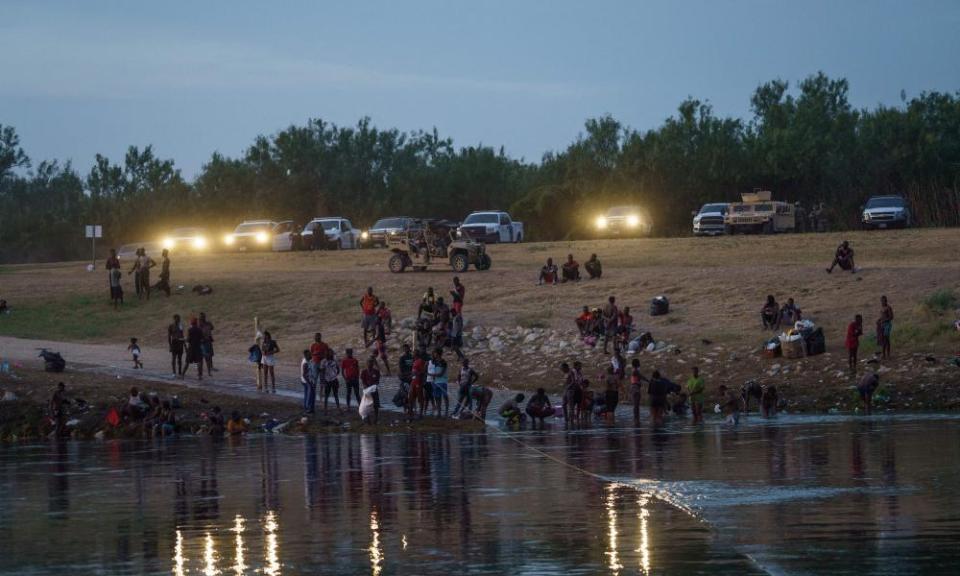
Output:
[1,414,958,575]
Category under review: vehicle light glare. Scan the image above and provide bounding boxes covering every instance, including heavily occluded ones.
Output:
[626,215,639,227]
[255,232,269,244]
[223,234,235,246]
[193,237,207,250]
[596,216,608,229]
[162,237,175,249]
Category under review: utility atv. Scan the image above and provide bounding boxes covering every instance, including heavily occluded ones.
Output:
[388,218,491,273]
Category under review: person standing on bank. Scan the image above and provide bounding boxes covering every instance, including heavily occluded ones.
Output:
[261,331,280,393]
[155,249,172,297]
[199,312,216,374]
[167,314,185,377]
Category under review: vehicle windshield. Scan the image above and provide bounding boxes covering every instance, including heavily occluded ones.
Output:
[169,228,203,237]
[464,213,499,224]
[319,220,340,231]
[866,197,905,209]
[699,204,727,214]
[606,206,639,217]
[372,218,403,229]
[754,204,773,212]
[234,223,271,234]
[732,205,753,213]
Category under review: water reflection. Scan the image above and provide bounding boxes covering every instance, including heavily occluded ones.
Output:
[605,485,623,574]
[232,515,246,576]
[636,494,651,574]
[263,510,281,576]
[203,532,219,576]
[369,509,383,576]
[173,529,186,576]
[1,418,959,575]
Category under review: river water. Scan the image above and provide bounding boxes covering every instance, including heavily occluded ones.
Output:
[0,414,958,575]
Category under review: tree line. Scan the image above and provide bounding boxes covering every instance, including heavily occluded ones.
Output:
[2,72,958,263]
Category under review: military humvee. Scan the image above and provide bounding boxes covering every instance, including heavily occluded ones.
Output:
[724,190,797,234]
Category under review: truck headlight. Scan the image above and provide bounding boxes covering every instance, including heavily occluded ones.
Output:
[361,231,369,240]
[223,234,235,246]
[595,216,608,229]
[162,237,175,250]
[626,215,639,227]
[255,232,269,244]
[192,237,207,250]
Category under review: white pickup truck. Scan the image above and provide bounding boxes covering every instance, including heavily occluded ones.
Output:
[458,211,524,243]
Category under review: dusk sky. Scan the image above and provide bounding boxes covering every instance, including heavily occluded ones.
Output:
[2,0,958,178]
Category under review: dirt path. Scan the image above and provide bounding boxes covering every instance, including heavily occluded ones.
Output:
[0,335,525,419]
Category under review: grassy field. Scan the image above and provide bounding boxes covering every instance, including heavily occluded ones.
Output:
[1,229,959,410]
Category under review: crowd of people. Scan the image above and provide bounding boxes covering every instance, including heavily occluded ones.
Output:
[79,236,902,434]
[104,247,174,308]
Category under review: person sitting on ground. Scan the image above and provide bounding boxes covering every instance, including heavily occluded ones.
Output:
[585,254,602,279]
[525,388,553,426]
[761,295,780,330]
[538,258,559,285]
[499,393,526,425]
[760,386,778,418]
[779,298,802,326]
[561,254,581,283]
[226,411,247,435]
[206,406,226,436]
[575,306,598,339]
[826,240,856,274]
[858,371,880,415]
[125,387,148,421]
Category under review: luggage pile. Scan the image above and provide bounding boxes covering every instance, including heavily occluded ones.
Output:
[775,320,825,359]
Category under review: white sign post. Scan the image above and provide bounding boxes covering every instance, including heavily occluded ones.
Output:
[85,225,102,270]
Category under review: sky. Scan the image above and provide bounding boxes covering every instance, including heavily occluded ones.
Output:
[2,0,959,178]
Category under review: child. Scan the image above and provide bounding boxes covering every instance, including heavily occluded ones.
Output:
[845,314,863,373]
[760,385,778,418]
[858,372,880,415]
[127,337,143,369]
[226,411,248,435]
[248,339,263,392]
[630,358,647,424]
[717,384,742,425]
[498,394,525,425]
[671,392,689,417]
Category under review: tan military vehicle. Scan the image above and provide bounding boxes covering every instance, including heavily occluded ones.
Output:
[724,190,797,234]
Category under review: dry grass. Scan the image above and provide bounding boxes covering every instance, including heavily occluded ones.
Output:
[1,229,959,408]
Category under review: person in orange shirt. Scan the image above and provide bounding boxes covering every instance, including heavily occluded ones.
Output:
[359,287,380,346]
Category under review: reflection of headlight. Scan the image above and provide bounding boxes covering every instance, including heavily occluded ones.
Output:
[255,232,269,244]
[192,237,207,250]
[223,234,235,246]
[595,216,608,229]
[162,237,175,249]
[626,215,639,227]
[361,231,369,240]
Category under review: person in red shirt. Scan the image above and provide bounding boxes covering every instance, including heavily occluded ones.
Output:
[410,351,428,418]
[341,348,361,408]
[845,314,863,373]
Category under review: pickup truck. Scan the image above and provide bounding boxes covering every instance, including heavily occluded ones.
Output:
[458,211,524,243]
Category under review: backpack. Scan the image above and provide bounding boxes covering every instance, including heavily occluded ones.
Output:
[650,296,670,316]
[804,327,826,356]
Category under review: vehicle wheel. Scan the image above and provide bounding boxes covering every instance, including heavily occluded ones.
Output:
[515,234,522,243]
[762,220,773,234]
[451,253,469,273]
[388,254,406,273]
[476,254,492,270]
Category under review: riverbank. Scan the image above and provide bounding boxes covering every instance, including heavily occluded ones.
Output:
[0,368,481,441]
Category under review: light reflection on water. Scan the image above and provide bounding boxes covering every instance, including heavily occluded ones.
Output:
[0,416,958,575]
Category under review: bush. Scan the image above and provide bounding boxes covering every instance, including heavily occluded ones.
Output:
[922,289,958,315]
